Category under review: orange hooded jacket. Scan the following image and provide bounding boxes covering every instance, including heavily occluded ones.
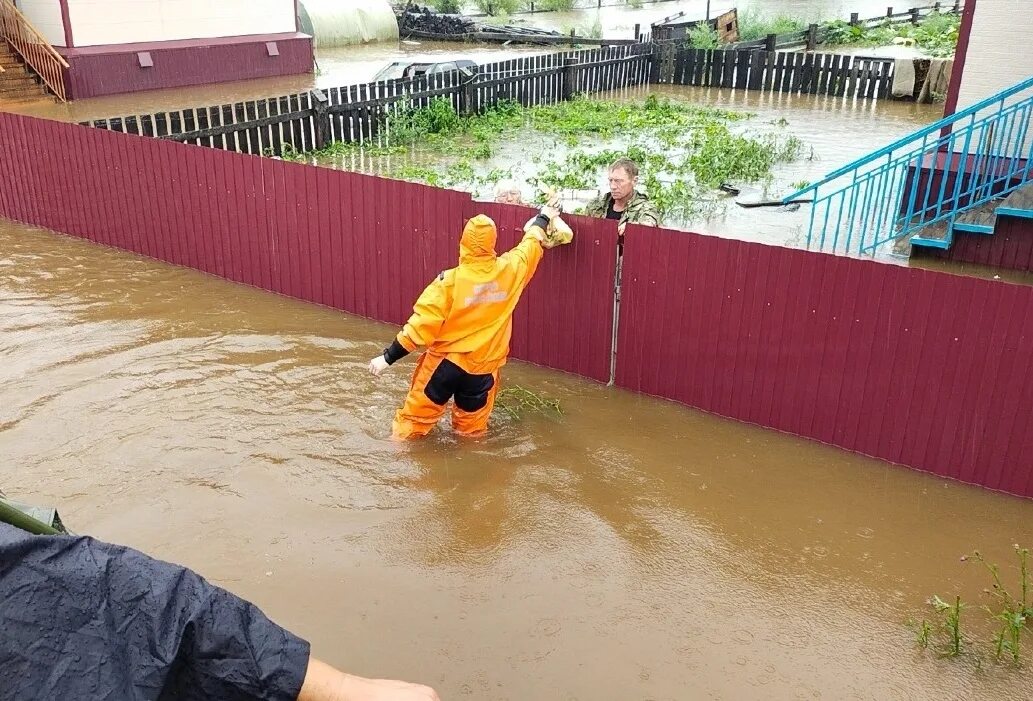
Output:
[394,214,544,375]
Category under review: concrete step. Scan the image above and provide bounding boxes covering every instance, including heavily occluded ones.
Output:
[952,198,1002,234]
[0,79,46,97]
[997,181,1033,219]
[0,90,48,101]
[0,93,53,105]
[905,220,951,250]
[0,71,37,85]
[0,78,39,91]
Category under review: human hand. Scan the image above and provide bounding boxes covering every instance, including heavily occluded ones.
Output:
[617,222,627,236]
[298,658,439,701]
[339,674,440,701]
[540,203,561,220]
[368,355,390,376]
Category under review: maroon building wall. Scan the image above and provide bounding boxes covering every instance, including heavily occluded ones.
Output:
[60,33,313,100]
[615,224,1033,498]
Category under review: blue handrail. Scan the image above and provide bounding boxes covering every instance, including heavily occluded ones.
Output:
[786,75,1033,202]
[786,74,1033,255]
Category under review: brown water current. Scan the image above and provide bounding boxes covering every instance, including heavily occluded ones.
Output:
[3,218,1033,699]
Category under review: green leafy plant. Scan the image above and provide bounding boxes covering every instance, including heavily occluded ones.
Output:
[973,547,1031,665]
[823,12,960,57]
[912,545,1033,667]
[687,22,719,50]
[430,0,462,13]
[534,0,575,10]
[736,9,807,42]
[474,0,523,16]
[929,594,966,657]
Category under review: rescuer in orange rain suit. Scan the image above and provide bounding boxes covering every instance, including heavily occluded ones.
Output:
[368,204,571,438]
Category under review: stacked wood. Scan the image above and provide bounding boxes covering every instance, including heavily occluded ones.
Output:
[397,5,476,37]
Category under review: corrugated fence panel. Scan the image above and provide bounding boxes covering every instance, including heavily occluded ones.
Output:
[464,203,619,384]
[615,224,1033,498]
[0,112,469,330]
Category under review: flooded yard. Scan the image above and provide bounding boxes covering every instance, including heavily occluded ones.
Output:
[2,216,1032,700]
[310,82,941,249]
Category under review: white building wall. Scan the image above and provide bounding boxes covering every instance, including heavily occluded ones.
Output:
[14,0,66,47]
[953,0,1033,156]
[66,0,296,47]
[955,0,1033,109]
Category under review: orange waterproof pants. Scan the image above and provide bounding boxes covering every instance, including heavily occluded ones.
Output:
[392,353,500,439]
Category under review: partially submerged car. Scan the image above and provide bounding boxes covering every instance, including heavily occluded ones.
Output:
[372,59,478,82]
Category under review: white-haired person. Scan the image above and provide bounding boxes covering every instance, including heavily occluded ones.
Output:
[492,180,525,205]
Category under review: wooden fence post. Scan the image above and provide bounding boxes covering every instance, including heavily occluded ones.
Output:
[934,1,941,11]
[561,57,578,101]
[459,67,478,116]
[310,89,330,150]
[806,23,818,51]
[569,28,576,46]
[648,42,661,82]
[887,6,894,17]
[634,23,640,42]
[953,0,960,11]
[850,12,859,24]
[911,7,920,23]
[764,33,776,52]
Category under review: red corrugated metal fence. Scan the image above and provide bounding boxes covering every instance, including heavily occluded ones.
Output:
[468,203,618,383]
[614,224,1033,497]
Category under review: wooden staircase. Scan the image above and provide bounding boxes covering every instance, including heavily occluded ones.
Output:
[909,182,1033,250]
[0,39,50,101]
[895,181,1033,271]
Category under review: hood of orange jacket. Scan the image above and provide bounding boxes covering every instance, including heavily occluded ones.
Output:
[459,214,498,276]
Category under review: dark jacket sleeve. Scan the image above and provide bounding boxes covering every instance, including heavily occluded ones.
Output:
[0,523,310,701]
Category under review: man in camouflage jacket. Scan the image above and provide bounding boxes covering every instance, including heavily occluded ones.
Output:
[584,157,662,234]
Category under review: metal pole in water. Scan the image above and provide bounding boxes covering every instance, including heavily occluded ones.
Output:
[706,0,711,21]
[0,500,62,536]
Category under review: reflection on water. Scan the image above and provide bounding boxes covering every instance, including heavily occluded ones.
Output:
[2,216,1032,699]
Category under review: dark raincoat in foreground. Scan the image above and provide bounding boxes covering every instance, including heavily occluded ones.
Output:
[0,522,309,701]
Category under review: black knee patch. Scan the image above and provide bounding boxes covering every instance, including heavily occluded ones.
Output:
[424,360,463,406]
[454,373,495,412]
[423,360,495,410]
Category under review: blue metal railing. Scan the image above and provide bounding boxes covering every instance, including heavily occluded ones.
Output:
[784,75,1033,255]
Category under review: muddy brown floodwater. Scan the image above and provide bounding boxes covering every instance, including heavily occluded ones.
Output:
[3,217,1033,700]
[0,41,552,125]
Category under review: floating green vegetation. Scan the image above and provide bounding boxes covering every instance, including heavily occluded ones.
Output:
[301,94,803,224]
[493,385,563,421]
